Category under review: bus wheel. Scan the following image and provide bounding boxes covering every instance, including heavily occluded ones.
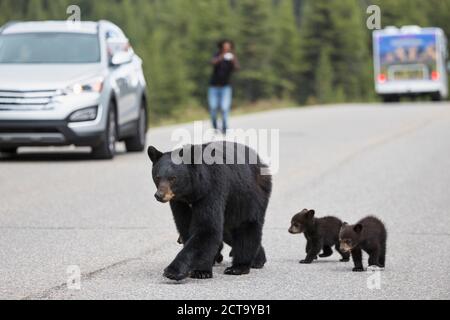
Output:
[431,92,442,102]
[382,95,400,103]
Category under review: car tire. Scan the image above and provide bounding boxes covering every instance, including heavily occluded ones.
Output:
[92,102,117,160]
[124,101,147,152]
[0,147,18,156]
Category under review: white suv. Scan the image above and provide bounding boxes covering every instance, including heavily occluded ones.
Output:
[0,20,148,159]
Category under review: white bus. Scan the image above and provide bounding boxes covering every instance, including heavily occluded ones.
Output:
[373,26,448,102]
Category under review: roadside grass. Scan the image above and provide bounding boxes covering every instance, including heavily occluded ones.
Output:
[148,99,297,127]
[148,96,448,128]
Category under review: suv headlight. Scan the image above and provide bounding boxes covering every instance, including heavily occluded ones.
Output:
[69,106,98,122]
[65,77,104,95]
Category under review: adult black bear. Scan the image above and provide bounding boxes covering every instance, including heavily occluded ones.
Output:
[148,142,272,281]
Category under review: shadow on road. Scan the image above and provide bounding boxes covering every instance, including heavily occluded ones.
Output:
[0,150,128,162]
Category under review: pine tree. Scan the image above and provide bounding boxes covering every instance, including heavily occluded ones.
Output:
[26,0,46,20]
[272,0,301,100]
[315,46,334,104]
[236,0,276,102]
[186,0,238,105]
[298,0,371,103]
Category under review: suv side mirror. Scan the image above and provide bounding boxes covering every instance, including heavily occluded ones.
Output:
[111,51,133,66]
[107,37,133,66]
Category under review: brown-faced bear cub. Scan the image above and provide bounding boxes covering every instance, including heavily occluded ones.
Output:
[289,209,350,264]
[339,216,387,272]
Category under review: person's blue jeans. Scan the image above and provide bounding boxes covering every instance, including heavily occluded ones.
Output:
[208,86,232,132]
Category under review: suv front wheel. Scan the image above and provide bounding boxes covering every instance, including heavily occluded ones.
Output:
[92,102,117,159]
[125,101,147,152]
[0,147,18,156]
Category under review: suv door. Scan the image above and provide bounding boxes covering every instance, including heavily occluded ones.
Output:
[106,29,136,126]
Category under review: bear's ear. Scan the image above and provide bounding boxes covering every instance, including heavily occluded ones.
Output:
[307,210,315,218]
[353,224,363,234]
[147,146,163,163]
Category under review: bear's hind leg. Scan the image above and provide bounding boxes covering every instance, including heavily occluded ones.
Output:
[319,245,333,258]
[379,241,386,268]
[225,222,262,276]
[215,243,224,264]
[251,246,266,269]
[368,246,381,268]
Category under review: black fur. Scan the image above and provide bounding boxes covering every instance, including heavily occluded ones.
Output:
[148,142,272,281]
[289,209,350,264]
[177,235,224,264]
[339,216,387,272]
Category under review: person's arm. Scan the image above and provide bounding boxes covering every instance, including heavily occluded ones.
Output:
[211,53,224,65]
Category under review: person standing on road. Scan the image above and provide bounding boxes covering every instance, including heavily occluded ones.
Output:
[208,40,240,134]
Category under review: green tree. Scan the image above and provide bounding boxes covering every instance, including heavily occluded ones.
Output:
[272,0,301,100]
[315,46,334,104]
[298,0,371,103]
[26,0,46,20]
[236,0,276,102]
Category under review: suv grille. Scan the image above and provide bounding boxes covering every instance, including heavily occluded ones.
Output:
[0,90,61,111]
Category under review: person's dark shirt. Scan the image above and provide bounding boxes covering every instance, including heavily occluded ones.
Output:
[210,53,236,86]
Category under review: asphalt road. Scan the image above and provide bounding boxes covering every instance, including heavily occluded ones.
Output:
[1,103,450,300]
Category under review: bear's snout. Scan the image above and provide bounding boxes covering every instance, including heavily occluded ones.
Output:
[154,182,175,203]
[154,192,165,202]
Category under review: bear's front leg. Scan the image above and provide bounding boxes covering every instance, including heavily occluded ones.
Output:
[300,239,321,264]
[164,201,223,281]
[170,201,193,245]
[164,261,190,281]
[351,247,364,272]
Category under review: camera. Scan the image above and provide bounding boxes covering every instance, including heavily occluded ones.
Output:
[224,53,234,61]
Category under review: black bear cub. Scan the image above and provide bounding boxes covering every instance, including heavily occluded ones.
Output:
[339,216,387,272]
[289,209,350,263]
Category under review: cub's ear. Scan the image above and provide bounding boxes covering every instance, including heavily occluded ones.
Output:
[307,210,315,218]
[147,146,163,163]
[353,224,363,234]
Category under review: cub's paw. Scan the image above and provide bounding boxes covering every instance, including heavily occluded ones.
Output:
[340,258,350,262]
[299,259,313,264]
[352,267,365,272]
[224,265,250,276]
[163,266,189,281]
[319,253,332,258]
[190,270,213,279]
[367,265,385,272]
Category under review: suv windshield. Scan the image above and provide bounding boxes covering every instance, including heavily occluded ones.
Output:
[0,32,100,64]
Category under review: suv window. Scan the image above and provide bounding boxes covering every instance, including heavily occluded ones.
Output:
[0,32,101,64]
